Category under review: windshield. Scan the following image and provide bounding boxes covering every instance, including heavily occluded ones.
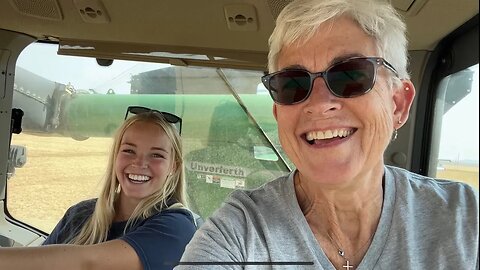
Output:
[8,42,291,233]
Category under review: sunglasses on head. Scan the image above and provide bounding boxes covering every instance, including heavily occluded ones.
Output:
[124,106,182,135]
[261,57,398,105]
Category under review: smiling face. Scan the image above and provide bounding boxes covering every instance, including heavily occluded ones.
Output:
[115,120,175,205]
[273,16,411,185]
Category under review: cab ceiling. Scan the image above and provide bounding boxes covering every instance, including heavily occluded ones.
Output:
[0,0,478,68]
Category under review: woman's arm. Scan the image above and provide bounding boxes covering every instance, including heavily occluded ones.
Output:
[0,209,196,270]
[0,239,142,270]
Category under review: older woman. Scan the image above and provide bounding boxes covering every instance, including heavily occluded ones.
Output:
[178,0,478,269]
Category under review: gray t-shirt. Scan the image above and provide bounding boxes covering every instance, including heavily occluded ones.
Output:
[177,166,479,269]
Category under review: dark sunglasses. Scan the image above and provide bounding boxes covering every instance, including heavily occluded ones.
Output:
[261,57,398,105]
[124,106,182,135]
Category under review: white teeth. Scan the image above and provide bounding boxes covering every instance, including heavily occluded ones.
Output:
[324,130,333,139]
[306,129,353,141]
[128,174,151,182]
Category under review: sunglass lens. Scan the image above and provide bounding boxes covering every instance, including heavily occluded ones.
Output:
[327,59,375,97]
[269,70,311,104]
[129,107,148,115]
[162,113,180,124]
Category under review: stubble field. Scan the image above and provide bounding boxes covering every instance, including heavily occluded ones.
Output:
[8,133,112,233]
[6,132,478,234]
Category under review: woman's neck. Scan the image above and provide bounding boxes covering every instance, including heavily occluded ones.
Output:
[114,195,139,222]
[294,167,384,266]
[295,165,384,223]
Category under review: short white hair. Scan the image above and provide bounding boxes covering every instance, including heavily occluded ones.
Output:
[268,0,409,80]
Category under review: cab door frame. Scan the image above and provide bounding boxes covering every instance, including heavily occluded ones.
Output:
[0,29,46,247]
[410,15,479,176]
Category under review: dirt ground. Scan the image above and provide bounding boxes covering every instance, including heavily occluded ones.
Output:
[8,133,113,233]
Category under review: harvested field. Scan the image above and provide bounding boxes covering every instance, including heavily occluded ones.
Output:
[8,133,112,233]
[6,132,478,234]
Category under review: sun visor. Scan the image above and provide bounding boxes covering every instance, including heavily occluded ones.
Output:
[57,39,267,71]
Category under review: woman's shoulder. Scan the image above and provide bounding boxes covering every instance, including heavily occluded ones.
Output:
[59,198,96,219]
[159,207,195,223]
[42,198,97,245]
[65,198,97,216]
[128,205,197,240]
[147,200,197,228]
[386,165,478,208]
[58,199,97,228]
[203,173,294,223]
[227,173,291,204]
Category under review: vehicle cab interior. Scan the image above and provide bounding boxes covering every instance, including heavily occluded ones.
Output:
[0,0,478,248]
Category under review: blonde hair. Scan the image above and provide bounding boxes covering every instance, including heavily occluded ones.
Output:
[268,0,409,82]
[69,112,187,244]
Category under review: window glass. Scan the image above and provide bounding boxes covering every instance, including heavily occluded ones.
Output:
[8,42,290,233]
[429,64,479,189]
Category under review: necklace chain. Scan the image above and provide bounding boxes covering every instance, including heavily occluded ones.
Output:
[327,232,374,269]
[296,174,375,269]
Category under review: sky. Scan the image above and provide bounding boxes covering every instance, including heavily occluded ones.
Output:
[16,43,479,163]
[17,43,168,94]
[438,65,479,163]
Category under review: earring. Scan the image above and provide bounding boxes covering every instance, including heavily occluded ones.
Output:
[405,86,410,91]
[392,129,398,141]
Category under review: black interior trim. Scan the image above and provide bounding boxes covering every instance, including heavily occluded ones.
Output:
[410,14,479,175]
